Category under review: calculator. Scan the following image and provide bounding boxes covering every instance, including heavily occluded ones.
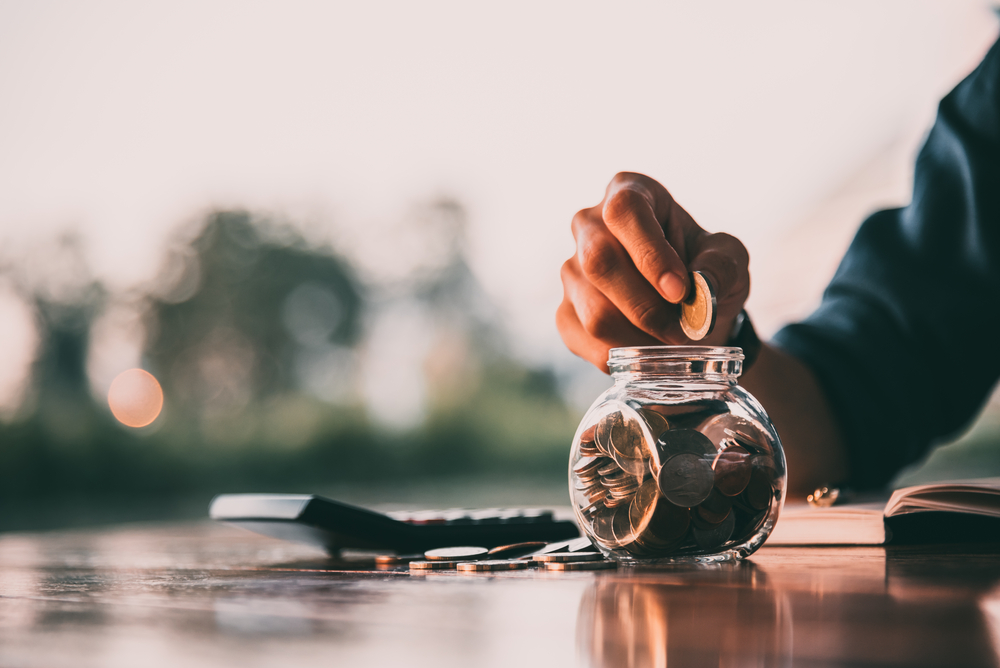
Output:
[210,493,580,554]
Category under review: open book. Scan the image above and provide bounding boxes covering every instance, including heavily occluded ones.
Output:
[767,478,1000,546]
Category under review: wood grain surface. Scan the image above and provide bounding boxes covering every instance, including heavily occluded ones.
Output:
[0,522,997,667]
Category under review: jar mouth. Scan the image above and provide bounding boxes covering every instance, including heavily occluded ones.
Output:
[608,346,744,377]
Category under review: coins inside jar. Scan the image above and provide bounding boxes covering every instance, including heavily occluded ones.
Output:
[572,403,780,559]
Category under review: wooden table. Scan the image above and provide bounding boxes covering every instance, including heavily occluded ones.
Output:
[0,522,998,667]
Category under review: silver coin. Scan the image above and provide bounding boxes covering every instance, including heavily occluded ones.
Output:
[680,270,716,341]
[424,546,489,561]
[567,537,594,552]
[657,452,715,507]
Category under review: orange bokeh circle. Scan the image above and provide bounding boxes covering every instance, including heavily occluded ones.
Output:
[108,368,164,428]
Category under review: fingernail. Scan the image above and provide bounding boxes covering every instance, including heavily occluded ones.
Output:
[660,272,687,303]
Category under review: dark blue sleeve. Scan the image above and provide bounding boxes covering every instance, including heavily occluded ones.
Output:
[772,38,1000,490]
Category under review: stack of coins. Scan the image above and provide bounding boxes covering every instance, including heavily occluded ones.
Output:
[572,405,780,559]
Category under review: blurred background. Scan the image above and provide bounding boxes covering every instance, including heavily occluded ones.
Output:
[1,0,998,530]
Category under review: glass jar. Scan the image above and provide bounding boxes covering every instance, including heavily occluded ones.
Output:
[569,346,786,563]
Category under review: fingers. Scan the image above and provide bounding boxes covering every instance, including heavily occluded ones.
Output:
[561,256,668,343]
[570,213,682,342]
[688,232,750,306]
[687,232,751,346]
[556,300,613,372]
[602,174,689,303]
[556,293,663,373]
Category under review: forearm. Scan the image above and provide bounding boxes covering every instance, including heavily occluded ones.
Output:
[739,342,849,499]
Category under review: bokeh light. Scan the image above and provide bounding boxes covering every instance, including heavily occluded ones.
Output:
[108,368,164,428]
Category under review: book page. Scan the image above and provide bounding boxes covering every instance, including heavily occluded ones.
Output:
[885,478,1000,518]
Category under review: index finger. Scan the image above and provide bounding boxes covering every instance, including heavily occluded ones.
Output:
[602,174,690,304]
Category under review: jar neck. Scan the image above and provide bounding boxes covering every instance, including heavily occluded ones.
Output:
[607,346,743,383]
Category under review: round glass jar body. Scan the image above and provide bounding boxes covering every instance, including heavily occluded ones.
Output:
[569,346,786,563]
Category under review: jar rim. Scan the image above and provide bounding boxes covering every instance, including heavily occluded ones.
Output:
[608,345,745,363]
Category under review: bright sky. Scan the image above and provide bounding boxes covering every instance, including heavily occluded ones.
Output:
[0,0,997,408]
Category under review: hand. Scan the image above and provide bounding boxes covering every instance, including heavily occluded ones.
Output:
[557,172,750,372]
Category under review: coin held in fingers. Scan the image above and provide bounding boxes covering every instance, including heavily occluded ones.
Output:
[680,271,717,341]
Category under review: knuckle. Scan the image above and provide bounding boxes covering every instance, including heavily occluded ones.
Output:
[559,258,575,284]
[609,171,641,189]
[707,232,750,264]
[570,207,597,237]
[603,187,645,224]
[578,238,620,282]
[580,300,618,341]
[630,299,665,334]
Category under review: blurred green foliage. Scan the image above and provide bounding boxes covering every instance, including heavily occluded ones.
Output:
[0,208,582,530]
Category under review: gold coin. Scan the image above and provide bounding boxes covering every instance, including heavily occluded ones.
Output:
[456,559,531,572]
[410,560,461,570]
[680,270,716,341]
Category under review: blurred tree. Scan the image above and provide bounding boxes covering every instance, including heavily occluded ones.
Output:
[144,211,364,421]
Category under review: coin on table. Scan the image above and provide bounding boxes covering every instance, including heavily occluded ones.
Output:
[457,559,531,572]
[424,546,489,561]
[410,560,462,570]
[375,554,423,565]
[743,468,774,511]
[692,510,735,550]
[544,560,618,571]
[530,538,577,556]
[657,452,715,507]
[713,445,752,496]
[487,542,547,558]
[680,270,717,341]
[535,551,604,563]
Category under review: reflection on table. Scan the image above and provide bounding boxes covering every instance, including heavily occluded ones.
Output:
[0,523,997,667]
